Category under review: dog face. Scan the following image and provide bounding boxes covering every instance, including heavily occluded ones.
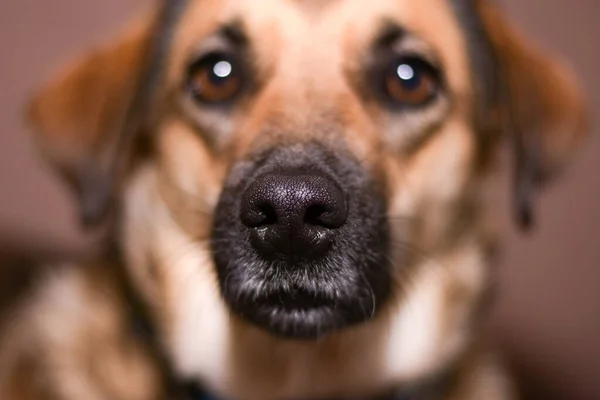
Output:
[26,0,586,396]
[157,0,476,339]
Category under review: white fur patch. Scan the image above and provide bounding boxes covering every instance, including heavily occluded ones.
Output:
[384,242,485,383]
[384,264,446,381]
[123,166,233,392]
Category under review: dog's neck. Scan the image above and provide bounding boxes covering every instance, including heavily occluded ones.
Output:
[121,265,460,400]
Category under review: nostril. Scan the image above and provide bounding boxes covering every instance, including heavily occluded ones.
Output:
[240,170,348,259]
[241,201,278,228]
[304,204,345,229]
[258,203,278,226]
[304,204,328,227]
[304,190,347,230]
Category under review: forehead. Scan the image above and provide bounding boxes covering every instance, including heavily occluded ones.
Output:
[171,0,471,90]
[177,0,462,39]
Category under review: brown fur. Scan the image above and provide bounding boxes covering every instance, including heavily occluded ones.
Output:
[0,0,586,399]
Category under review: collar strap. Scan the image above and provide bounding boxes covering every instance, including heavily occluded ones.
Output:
[181,365,458,400]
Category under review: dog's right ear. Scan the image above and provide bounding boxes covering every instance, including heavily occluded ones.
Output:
[475,1,588,231]
[26,15,156,228]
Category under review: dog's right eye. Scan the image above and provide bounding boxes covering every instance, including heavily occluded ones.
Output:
[186,53,243,105]
[381,56,440,108]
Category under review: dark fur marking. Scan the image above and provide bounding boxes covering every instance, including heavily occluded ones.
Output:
[449,0,539,230]
[79,0,190,228]
[449,0,503,152]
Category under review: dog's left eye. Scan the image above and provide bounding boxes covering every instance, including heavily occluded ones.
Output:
[381,57,439,107]
[186,53,243,105]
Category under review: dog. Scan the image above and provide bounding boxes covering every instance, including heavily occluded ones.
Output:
[0,0,587,399]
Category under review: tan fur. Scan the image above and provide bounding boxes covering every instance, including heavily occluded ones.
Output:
[478,1,587,177]
[0,263,161,399]
[0,0,587,399]
[26,14,155,188]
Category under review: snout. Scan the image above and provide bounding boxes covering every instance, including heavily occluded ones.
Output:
[241,170,348,262]
[211,143,391,339]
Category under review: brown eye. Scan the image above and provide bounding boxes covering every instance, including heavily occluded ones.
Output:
[383,58,439,106]
[187,54,242,104]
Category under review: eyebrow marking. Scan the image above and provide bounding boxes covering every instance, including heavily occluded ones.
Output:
[374,21,408,48]
[217,19,248,47]
[186,19,249,66]
[369,21,440,67]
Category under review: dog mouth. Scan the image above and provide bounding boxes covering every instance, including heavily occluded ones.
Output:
[249,290,342,338]
[261,290,334,312]
[227,279,379,339]
[211,143,391,339]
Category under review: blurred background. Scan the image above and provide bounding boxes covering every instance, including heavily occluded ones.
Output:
[0,1,598,399]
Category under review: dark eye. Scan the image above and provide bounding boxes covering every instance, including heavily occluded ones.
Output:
[382,57,439,106]
[186,53,243,104]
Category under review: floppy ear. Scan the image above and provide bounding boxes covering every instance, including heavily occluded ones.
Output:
[26,14,159,228]
[478,2,588,230]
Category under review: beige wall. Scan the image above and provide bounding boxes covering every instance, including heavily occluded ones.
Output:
[0,1,598,398]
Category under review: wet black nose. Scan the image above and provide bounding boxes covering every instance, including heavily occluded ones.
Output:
[240,170,348,260]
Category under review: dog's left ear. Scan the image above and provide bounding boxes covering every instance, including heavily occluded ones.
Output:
[477,1,588,230]
[26,16,156,228]
[26,1,187,229]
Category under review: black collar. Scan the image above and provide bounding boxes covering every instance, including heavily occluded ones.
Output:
[177,374,456,400]
[179,366,457,400]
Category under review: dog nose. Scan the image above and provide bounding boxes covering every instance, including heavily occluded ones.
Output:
[241,171,348,260]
